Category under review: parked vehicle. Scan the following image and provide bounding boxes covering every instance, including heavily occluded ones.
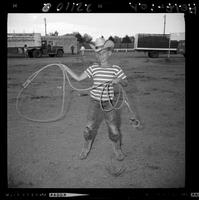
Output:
[7,33,64,58]
[27,40,64,58]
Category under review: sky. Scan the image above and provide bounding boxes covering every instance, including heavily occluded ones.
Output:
[7,13,185,40]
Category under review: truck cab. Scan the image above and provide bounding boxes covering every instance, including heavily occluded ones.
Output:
[41,40,64,57]
[27,40,64,58]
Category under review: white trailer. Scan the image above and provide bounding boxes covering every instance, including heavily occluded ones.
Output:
[7,33,42,48]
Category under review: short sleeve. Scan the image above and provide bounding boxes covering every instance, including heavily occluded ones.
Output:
[115,66,127,80]
[84,66,93,78]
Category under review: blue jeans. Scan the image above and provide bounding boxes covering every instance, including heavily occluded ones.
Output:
[83,97,122,143]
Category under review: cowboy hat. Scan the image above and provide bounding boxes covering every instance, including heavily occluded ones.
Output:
[89,37,114,52]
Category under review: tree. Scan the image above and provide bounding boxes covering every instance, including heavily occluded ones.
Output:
[129,36,135,43]
[108,36,115,42]
[83,33,92,43]
[49,31,59,36]
[54,31,58,36]
[122,35,132,43]
[74,32,84,43]
[114,36,122,43]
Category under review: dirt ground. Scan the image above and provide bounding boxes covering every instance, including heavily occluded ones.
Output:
[7,52,185,188]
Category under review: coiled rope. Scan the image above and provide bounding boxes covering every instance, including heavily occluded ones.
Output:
[16,63,140,127]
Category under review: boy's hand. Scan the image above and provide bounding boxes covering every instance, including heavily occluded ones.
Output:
[112,78,128,87]
[112,78,120,85]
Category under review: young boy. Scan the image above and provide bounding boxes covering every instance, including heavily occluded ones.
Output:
[64,37,128,161]
[80,45,85,56]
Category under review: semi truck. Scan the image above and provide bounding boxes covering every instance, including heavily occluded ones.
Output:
[134,33,179,58]
[7,33,64,58]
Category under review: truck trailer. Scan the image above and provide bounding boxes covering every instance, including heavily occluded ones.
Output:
[134,33,179,58]
[7,33,64,58]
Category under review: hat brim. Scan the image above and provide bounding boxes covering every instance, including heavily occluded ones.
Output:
[89,40,114,52]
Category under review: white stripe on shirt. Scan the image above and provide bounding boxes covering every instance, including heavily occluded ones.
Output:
[85,64,126,101]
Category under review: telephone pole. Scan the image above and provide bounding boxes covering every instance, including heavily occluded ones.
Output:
[44,18,47,36]
[163,14,166,35]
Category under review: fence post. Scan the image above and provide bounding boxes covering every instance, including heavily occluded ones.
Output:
[168,34,171,58]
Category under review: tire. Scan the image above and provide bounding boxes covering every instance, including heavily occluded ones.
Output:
[28,51,33,58]
[56,50,63,57]
[148,51,159,58]
[33,50,42,58]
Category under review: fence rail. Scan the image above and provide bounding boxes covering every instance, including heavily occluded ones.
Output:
[84,48,135,52]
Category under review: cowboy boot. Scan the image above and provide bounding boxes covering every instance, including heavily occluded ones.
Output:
[112,140,125,161]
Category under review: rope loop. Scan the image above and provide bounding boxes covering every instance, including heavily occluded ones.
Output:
[16,63,139,125]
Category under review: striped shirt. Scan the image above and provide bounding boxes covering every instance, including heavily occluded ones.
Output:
[84,64,127,101]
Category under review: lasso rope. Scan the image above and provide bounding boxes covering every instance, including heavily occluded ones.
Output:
[16,63,140,127]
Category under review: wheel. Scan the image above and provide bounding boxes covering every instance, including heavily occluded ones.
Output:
[148,51,159,58]
[33,50,42,58]
[28,52,33,58]
[56,50,63,57]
